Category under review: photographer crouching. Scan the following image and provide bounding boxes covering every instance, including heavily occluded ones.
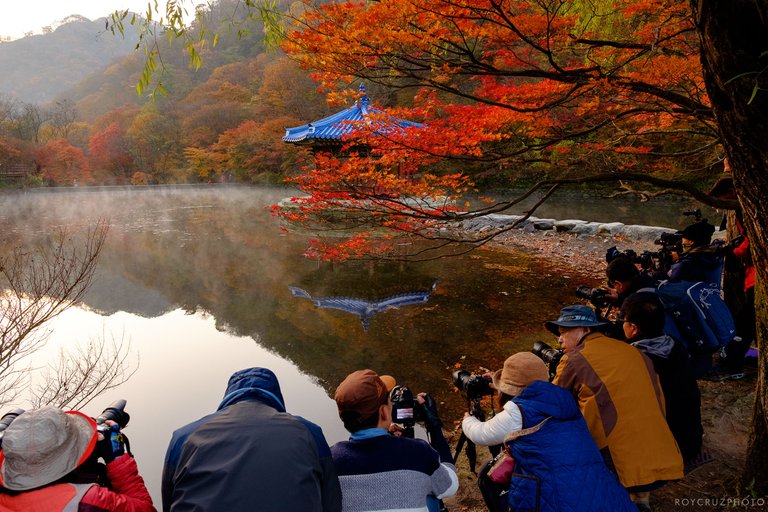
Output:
[331,369,458,512]
[0,402,155,511]
[460,353,633,512]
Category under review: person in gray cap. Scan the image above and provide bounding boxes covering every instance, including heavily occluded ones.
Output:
[0,405,155,511]
[546,305,683,512]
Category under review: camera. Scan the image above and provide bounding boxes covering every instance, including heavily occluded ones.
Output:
[531,341,564,380]
[655,232,683,252]
[683,209,702,221]
[452,370,494,400]
[605,246,638,264]
[390,385,424,429]
[96,399,130,435]
[0,408,25,447]
[575,285,610,309]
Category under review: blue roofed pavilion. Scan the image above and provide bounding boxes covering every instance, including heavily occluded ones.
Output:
[283,84,421,149]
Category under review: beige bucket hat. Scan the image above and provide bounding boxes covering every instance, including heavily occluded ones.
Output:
[0,406,97,491]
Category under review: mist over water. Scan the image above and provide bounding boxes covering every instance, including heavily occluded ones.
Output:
[0,185,708,504]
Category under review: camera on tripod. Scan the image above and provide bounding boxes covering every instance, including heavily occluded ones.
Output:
[452,370,495,400]
[531,341,564,380]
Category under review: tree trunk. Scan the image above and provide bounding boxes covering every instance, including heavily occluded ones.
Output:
[691,0,768,495]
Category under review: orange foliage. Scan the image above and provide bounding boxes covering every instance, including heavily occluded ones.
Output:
[35,139,93,186]
[280,0,712,260]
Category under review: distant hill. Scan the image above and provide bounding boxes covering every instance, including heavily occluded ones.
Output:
[0,15,140,104]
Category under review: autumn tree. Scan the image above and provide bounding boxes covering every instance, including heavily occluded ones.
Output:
[125,105,185,182]
[179,61,259,148]
[186,117,306,182]
[113,0,768,492]
[276,0,734,259]
[46,99,79,140]
[690,0,768,494]
[88,122,135,183]
[35,139,92,186]
[282,0,768,493]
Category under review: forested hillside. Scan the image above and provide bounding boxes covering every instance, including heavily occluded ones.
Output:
[0,16,140,104]
[0,0,348,187]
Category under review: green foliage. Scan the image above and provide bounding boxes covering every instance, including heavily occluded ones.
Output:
[108,0,285,97]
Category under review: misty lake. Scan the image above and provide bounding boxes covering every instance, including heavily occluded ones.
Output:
[0,185,712,504]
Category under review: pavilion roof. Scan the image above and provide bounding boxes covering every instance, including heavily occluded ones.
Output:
[283,84,422,145]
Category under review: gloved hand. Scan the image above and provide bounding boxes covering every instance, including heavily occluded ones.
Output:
[96,424,125,463]
[418,393,442,431]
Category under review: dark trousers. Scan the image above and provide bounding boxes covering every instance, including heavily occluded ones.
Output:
[722,287,755,372]
[478,458,508,512]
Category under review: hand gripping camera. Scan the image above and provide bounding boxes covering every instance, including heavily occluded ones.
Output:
[390,384,425,432]
[95,399,130,433]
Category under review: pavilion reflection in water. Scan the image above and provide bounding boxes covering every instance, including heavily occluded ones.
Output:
[289,281,438,332]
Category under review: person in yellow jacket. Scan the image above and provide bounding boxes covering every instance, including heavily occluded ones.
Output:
[546,305,683,512]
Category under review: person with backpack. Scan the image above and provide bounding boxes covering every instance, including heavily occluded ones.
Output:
[667,221,719,283]
[620,292,704,465]
[461,352,634,512]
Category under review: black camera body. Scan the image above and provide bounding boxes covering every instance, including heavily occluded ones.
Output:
[683,209,703,222]
[532,341,564,380]
[390,385,425,429]
[575,285,610,309]
[95,399,130,436]
[452,370,494,400]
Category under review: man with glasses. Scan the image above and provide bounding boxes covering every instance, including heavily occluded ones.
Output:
[546,305,683,512]
[619,292,703,466]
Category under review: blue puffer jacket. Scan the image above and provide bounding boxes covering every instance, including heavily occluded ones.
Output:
[506,381,635,512]
[162,367,342,512]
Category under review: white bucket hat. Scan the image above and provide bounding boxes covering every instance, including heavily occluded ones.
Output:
[0,406,97,491]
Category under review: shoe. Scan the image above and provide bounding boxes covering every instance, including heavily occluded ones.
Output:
[702,365,745,382]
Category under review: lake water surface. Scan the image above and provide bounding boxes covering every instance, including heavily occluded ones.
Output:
[0,185,713,504]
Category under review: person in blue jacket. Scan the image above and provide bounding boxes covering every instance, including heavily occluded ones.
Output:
[462,352,635,512]
[161,367,342,512]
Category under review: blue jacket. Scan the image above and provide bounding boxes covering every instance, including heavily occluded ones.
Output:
[162,367,342,512]
[505,381,635,512]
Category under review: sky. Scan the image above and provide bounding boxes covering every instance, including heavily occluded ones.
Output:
[0,1,174,39]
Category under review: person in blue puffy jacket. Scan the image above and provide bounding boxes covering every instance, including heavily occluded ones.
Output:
[462,352,635,512]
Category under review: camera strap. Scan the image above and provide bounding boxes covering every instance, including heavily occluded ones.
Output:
[503,416,551,444]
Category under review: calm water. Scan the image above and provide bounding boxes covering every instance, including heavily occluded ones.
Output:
[0,186,709,504]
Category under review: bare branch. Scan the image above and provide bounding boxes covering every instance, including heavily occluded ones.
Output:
[30,330,138,411]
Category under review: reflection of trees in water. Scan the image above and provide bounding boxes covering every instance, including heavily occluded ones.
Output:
[0,189,578,416]
[289,281,438,332]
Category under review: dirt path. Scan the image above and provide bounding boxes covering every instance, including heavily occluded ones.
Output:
[440,229,756,512]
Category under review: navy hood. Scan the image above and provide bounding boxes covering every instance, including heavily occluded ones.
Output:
[218,367,286,413]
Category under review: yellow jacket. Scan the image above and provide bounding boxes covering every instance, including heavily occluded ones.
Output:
[553,331,684,488]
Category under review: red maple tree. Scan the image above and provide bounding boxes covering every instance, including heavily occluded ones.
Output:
[281,0,730,260]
